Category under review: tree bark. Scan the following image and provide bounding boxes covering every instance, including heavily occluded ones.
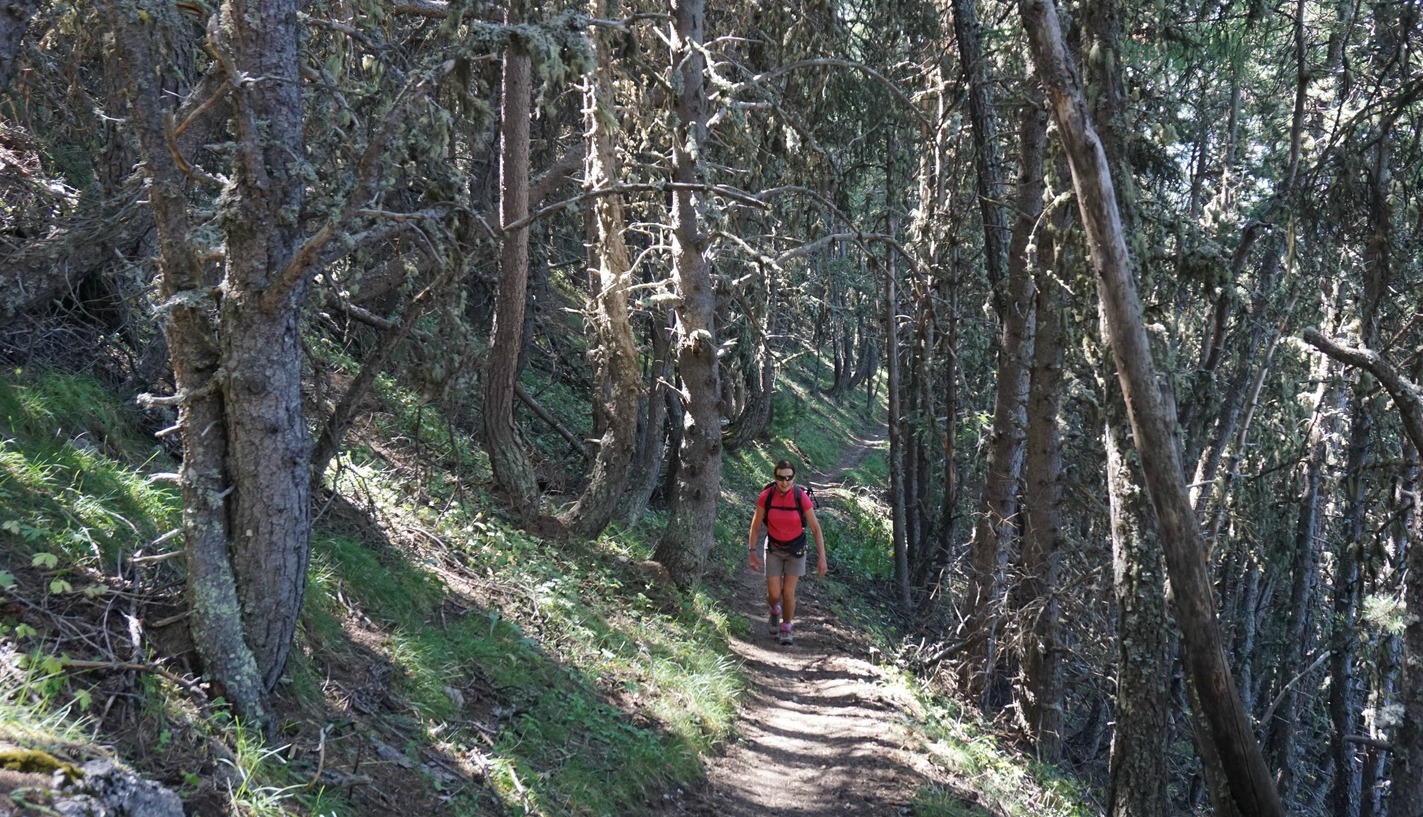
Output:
[652,0,724,586]
[618,306,673,526]
[483,25,540,515]
[1329,379,1369,817]
[0,0,39,93]
[105,0,266,723]
[959,89,1036,713]
[1103,386,1171,817]
[211,0,311,694]
[559,3,641,538]
[722,275,776,452]
[1019,0,1284,813]
[106,0,319,721]
[1016,100,1064,761]
[886,228,911,611]
[947,0,1008,307]
[1265,356,1335,808]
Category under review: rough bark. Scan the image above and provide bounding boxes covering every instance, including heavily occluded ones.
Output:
[1016,101,1064,760]
[106,0,267,720]
[947,0,1008,306]
[886,231,911,611]
[959,92,1037,713]
[483,29,540,515]
[1103,399,1171,817]
[1329,380,1369,817]
[0,0,40,93]
[559,5,641,538]
[1265,341,1336,808]
[1380,438,1421,816]
[652,0,724,585]
[211,0,311,694]
[1019,0,1284,813]
[618,306,673,526]
[107,0,329,723]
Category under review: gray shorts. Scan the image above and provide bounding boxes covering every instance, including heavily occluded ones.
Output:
[764,546,807,577]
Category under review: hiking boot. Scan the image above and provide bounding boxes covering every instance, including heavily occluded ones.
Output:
[778,624,794,645]
[767,605,781,636]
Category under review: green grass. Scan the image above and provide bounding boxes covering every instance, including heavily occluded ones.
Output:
[0,373,180,582]
[0,346,1100,817]
[907,688,1098,817]
[304,457,741,816]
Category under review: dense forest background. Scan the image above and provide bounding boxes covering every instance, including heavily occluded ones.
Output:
[3,0,1423,814]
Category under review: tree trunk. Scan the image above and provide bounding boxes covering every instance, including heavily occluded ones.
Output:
[0,0,40,93]
[959,91,1036,714]
[560,4,641,538]
[618,306,674,526]
[1103,393,1171,817]
[927,253,961,591]
[652,0,724,586]
[1302,330,1423,815]
[106,0,317,722]
[1019,1,1285,813]
[204,0,310,695]
[107,0,266,721]
[311,282,445,487]
[1016,99,1064,760]
[1377,437,1420,816]
[722,274,776,452]
[886,232,911,611]
[1329,379,1369,817]
[948,0,1007,306]
[483,28,540,515]
[1266,343,1337,808]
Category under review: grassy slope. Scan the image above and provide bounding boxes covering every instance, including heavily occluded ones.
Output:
[0,363,1096,816]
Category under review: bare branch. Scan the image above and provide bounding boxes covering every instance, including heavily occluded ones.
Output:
[1302,328,1423,455]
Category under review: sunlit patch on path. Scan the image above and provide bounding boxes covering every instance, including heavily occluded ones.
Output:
[656,426,927,816]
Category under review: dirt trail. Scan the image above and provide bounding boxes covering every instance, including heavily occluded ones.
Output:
[660,427,927,816]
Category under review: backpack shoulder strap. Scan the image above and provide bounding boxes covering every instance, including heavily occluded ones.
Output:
[763,485,808,526]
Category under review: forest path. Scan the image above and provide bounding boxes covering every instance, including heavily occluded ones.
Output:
[658,425,933,816]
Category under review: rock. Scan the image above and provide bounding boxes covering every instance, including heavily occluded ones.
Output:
[53,759,183,817]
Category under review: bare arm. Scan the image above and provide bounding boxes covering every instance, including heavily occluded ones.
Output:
[747,503,767,570]
[805,506,828,576]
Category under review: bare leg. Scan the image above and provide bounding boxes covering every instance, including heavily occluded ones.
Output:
[766,575,784,612]
[781,575,799,625]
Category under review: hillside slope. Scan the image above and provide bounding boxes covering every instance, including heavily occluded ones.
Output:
[0,371,1094,816]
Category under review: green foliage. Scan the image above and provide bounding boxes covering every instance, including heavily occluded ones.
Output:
[830,487,895,582]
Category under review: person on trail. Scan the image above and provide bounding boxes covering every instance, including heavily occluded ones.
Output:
[747,460,827,645]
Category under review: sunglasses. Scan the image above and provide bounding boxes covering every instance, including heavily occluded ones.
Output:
[774,474,793,481]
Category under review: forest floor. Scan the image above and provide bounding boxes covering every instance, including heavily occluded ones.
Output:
[654,428,952,816]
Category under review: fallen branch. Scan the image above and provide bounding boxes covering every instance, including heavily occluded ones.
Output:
[61,658,206,701]
[514,383,590,459]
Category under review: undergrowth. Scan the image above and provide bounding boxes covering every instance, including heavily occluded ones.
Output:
[0,352,1100,817]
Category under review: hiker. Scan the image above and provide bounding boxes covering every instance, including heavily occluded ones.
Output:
[747,459,827,645]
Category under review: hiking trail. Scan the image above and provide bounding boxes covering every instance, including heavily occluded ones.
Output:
[656,426,941,816]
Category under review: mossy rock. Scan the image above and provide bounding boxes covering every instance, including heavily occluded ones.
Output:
[0,747,79,779]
